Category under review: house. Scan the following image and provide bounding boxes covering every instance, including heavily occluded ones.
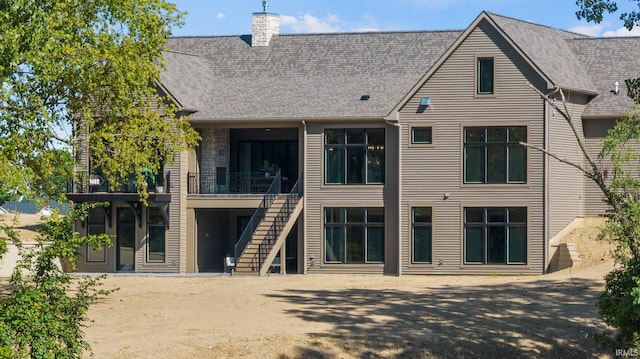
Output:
[65,7,640,275]
[2,201,39,215]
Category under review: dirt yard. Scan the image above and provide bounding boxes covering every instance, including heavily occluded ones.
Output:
[0,215,619,358]
[84,262,617,358]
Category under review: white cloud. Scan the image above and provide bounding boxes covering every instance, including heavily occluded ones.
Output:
[569,24,604,36]
[602,26,640,37]
[280,13,341,33]
[216,12,225,20]
[570,22,640,37]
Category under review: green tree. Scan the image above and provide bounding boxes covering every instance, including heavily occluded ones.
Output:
[0,191,9,207]
[572,1,640,348]
[575,0,640,31]
[0,204,114,358]
[525,85,640,349]
[28,149,73,201]
[0,1,199,357]
[0,0,199,199]
[576,1,640,103]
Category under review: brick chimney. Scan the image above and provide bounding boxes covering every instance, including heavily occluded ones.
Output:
[252,1,279,47]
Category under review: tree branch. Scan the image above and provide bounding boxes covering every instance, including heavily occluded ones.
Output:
[527,83,601,175]
[519,141,592,178]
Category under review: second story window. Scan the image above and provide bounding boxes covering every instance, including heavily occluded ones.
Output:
[477,57,494,95]
[464,126,527,184]
[325,128,385,185]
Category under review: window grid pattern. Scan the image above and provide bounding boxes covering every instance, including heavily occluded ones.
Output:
[86,207,106,262]
[324,207,384,264]
[324,129,385,185]
[464,207,527,265]
[146,207,166,263]
[411,207,432,264]
[464,126,527,184]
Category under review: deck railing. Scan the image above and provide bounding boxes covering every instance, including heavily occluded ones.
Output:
[253,178,302,272]
[234,170,282,264]
[67,171,169,194]
[187,171,276,194]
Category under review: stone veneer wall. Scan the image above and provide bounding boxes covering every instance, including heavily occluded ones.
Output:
[199,128,230,193]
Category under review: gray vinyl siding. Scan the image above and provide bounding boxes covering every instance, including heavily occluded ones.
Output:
[304,121,397,274]
[583,118,615,216]
[75,206,116,273]
[548,97,588,238]
[75,220,115,272]
[135,155,181,273]
[398,19,546,274]
[75,153,182,273]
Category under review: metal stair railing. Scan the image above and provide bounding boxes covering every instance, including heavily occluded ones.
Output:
[234,170,282,267]
[253,177,302,272]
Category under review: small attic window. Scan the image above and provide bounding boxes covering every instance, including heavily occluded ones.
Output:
[476,57,495,95]
[360,95,370,101]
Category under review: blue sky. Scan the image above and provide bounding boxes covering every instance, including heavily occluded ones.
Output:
[170,0,640,37]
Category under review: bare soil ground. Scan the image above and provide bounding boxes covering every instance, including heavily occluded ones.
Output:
[0,217,618,358]
[82,226,616,359]
[82,262,615,359]
[0,213,44,243]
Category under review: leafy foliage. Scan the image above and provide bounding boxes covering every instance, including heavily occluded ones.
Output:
[596,257,640,348]
[0,1,193,356]
[0,191,10,207]
[0,0,199,200]
[0,204,115,358]
[575,0,640,30]
[591,106,640,349]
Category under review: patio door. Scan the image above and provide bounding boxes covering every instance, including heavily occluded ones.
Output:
[117,208,136,271]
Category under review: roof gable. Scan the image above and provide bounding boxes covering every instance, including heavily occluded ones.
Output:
[394,12,599,114]
[162,31,461,121]
[161,11,638,122]
[487,12,596,93]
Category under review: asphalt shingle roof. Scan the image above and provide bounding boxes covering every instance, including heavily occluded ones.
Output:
[161,12,639,121]
[487,13,596,92]
[163,31,462,120]
[569,37,640,117]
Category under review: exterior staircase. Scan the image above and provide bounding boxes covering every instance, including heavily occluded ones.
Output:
[233,172,303,276]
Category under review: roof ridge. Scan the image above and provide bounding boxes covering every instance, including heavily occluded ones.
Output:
[277,29,464,36]
[163,50,202,57]
[168,29,463,40]
[572,35,640,40]
[485,11,591,38]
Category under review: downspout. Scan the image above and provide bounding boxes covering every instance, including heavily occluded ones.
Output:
[302,120,308,274]
[386,116,402,276]
[543,98,549,273]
